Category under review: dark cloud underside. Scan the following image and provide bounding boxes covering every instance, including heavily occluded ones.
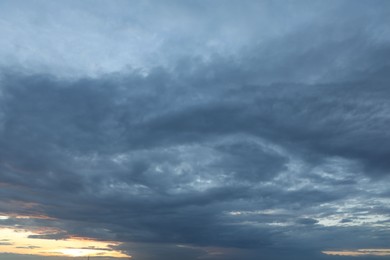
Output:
[0,1,390,259]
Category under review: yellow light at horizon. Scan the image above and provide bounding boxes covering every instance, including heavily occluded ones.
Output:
[57,249,91,257]
[0,227,130,258]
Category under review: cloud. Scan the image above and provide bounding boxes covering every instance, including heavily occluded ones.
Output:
[0,0,390,260]
[296,218,319,225]
[15,246,41,249]
[0,242,13,246]
[323,249,390,257]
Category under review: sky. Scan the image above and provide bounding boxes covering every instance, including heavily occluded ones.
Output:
[0,0,390,259]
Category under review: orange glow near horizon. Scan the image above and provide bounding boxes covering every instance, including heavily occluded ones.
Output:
[0,227,131,258]
[322,249,390,257]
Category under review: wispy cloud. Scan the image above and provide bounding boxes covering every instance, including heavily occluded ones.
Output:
[323,249,390,257]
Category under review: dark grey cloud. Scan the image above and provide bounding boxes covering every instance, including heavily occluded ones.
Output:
[15,246,41,249]
[0,1,390,260]
[296,218,319,225]
[0,242,13,246]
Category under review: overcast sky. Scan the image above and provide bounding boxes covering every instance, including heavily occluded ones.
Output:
[1,1,390,259]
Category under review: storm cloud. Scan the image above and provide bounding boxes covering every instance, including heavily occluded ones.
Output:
[0,1,390,259]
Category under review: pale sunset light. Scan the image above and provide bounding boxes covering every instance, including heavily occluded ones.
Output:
[0,227,129,258]
[323,249,390,257]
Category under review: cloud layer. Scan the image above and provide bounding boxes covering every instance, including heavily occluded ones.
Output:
[1,1,390,259]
